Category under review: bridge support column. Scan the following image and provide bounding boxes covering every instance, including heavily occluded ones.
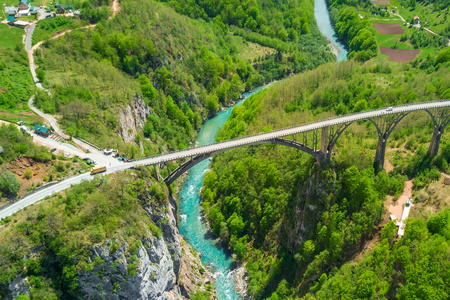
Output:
[369,112,409,171]
[429,128,443,156]
[153,164,159,181]
[320,127,329,160]
[374,135,388,170]
[425,108,450,156]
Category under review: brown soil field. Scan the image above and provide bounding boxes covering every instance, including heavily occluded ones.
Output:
[379,47,422,62]
[371,0,391,4]
[373,22,404,34]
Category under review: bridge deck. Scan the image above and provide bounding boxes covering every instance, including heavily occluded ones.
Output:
[130,100,450,169]
[1,100,449,220]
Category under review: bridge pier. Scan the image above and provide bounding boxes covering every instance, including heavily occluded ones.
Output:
[429,127,443,156]
[153,164,159,181]
[374,135,388,170]
[369,112,409,171]
[425,108,450,156]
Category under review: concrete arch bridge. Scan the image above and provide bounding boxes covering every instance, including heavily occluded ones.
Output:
[127,100,450,185]
[2,101,450,220]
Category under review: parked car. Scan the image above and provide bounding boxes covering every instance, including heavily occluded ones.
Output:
[50,148,57,152]
[64,153,70,158]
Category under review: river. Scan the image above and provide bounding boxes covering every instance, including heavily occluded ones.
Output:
[177,2,347,299]
[178,85,270,300]
[314,0,348,61]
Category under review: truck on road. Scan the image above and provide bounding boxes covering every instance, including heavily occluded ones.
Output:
[91,165,106,175]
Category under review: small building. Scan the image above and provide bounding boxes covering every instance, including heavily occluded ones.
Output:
[414,16,420,25]
[18,0,30,10]
[7,15,15,22]
[13,20,29,27]
[17,8,30,16]
[34,124,52,137]
[8,10,16,16]
[55,4,65,14]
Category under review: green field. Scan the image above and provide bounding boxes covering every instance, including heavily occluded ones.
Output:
[0,24,35,122]
[0,24,24,50]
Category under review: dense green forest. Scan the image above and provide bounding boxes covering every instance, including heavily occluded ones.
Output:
[303,210,450,299]
[32,0,333,157]
[203,53,450,298]
[327,0,379,61]
[0,167,167,299]
[162,0,317,41]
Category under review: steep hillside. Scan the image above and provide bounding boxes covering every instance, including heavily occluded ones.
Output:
[202,55,450,298]
[32,0,333,158]
[0,167,214,299]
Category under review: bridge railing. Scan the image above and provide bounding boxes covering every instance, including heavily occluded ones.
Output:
[129,100,450,165]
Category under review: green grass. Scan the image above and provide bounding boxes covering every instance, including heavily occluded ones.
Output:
[358,8,442,62]
[0,23,35,116]
[229,35,276,63]
[32,17,87,45]
[392,1,450,34]
[2,0,52,7]
[0,106,39,125]
[0,24,24,51]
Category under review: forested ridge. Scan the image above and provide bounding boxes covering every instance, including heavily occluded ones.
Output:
[203,53,450,298]
[0,167,169,299]
[32,0,333,158]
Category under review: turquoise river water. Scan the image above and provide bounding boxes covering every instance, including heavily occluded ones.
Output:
[314,0,348,62]
[177,1,347,299]
[178,85,269,300]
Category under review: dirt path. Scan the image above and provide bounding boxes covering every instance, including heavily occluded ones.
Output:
[388,180,413,221]
[110,0,120,16]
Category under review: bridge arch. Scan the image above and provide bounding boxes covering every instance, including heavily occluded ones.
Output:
[164,138,322,185]
[157,101,450,185]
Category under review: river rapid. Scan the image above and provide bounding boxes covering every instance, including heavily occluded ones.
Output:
[177,1,347,299]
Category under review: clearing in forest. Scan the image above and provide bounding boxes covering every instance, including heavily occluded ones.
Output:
[373,22,404,35]
[388,180,413,221]
[379,47,421,62]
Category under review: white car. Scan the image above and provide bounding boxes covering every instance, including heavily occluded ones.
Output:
[386,107,393,112]
[64,153,70,158]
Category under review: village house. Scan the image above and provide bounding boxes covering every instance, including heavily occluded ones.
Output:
[34,125,53,137]
[18,0,29,10]
[55,4,65,14]
[17,0,30,16]
[7,10,16,22]
[414,16,420,25]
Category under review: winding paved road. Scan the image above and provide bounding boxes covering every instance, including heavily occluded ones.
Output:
[2,100,450,220]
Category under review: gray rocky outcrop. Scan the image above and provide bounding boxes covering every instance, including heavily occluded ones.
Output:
[118,94,151,144]
[283,169,337,251]
[79,230,178,300]
[5,276,29,300]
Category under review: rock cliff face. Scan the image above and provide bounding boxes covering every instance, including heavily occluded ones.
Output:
[282,169,337,252]
[78,231,179,300]
[118,94,151,144]
[76,194,214,299]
